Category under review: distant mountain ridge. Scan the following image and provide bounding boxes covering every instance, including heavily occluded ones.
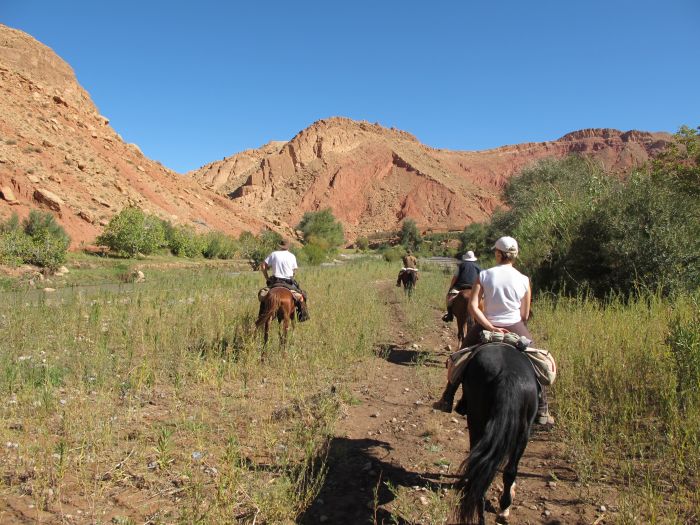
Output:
[189,117,670,240]
[0,23,672,246]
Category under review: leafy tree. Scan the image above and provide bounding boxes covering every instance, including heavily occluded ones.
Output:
[399,218,422,251]
[97,207,165,257]
[459,222,488,256]
[297,208,344,249]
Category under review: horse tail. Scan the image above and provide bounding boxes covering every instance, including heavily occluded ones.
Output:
[256,291,282,328]
[458,374,526,523]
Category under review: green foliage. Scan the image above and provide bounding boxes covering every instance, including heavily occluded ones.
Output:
[0,211,69,270]
[479,129,700,296]
[238,229,283,268]
[202,231,238,259]
[355,236,369,252]
[381,245,405,262]
[166,225,205,258]
[667,294,700,411]
[97,207,165,257]
[458,222,489,256]
[301,236,333,266]
[297,209,344,249]
[399,218,422,250]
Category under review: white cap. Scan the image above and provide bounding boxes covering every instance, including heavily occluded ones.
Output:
[462,250,477,261]
[492,236,519,255]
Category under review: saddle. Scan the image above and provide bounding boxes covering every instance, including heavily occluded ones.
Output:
[258,286,304,303]
[446,331,557,386]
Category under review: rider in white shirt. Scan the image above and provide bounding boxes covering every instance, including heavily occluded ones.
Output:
[435,236,553,425]
[260,239,310,321]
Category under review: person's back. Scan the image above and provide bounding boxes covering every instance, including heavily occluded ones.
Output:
[265,249,298,280]
[454,260,481,288]
[479,264,529,326]
[402,253,418,269]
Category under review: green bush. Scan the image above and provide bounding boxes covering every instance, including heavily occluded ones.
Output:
[167,225,205,258]
[381,245,405,263]
[238,229,283,268]
[482,134,700,297]
[300,241,328,265]
[297,209,344,249]
[97,207,165,257]
[0,211,69,270]
[202,231,238,259]
[355,236,369,252]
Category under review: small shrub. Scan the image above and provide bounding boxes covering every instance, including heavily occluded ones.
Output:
[202,231,238,259]
[356,236,369,252]
[97,207,165,257]
[0,211,69,270]
[301,241,328,265]
[381,245,405,263]
[167,225,205,258]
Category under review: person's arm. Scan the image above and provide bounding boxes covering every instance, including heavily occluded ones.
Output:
[469,278,506,333]
[521,281,532,323]
[261,261,270,280]
[448,275,458,290]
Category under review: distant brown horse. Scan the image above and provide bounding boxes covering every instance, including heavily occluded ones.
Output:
[398,269,418,297]
[255,287,296,347]
[450,289,478,348]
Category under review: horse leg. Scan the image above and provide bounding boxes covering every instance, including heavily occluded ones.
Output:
[498,430,528,520]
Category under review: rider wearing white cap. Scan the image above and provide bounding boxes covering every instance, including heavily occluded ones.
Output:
[435,236,553,425]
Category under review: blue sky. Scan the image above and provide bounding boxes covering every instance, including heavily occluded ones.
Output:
[3,1,699,173]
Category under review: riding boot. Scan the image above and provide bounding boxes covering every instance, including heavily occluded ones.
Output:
[442,308,454,323]
[536,383,554,425]
[396,272,403,287]
[257,301,265,320]
[433,381,459,413]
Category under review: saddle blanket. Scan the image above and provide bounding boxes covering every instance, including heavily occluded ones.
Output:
[446,333,557,386]
[258,287,303,303]
[400,267,419,272]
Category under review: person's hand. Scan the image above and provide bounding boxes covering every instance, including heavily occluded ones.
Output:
[490,326,508,334]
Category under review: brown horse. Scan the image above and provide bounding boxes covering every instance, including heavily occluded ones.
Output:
[450,289,478,348]
[255,287,296,347]
[398,269,418,297]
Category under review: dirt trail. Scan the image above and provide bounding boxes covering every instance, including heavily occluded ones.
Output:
[299,282,620,524]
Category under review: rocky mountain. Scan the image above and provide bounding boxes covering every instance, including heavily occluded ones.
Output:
[0,23,672,248]
[0,24,264,246]
[190,118,671,241]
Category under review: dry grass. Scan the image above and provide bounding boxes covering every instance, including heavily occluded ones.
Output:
[0,260,390,523]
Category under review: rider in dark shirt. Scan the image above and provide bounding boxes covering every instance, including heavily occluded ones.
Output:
[441,250,481,322]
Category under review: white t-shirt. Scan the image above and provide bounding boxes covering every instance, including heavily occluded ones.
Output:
[264,250,298,279]
[479,264,529,326]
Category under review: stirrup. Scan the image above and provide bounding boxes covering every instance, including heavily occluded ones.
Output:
[441,312,453,322]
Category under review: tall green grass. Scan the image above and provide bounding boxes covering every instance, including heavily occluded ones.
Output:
[533,293,700,523]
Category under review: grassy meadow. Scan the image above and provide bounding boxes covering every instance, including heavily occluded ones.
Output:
[0,258,390,523]
[0,256,698,523]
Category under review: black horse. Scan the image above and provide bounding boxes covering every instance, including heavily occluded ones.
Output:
[455,343,538,524]
[398,269,418,296]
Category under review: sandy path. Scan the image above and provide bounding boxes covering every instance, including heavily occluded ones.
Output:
[299,282,619,524]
